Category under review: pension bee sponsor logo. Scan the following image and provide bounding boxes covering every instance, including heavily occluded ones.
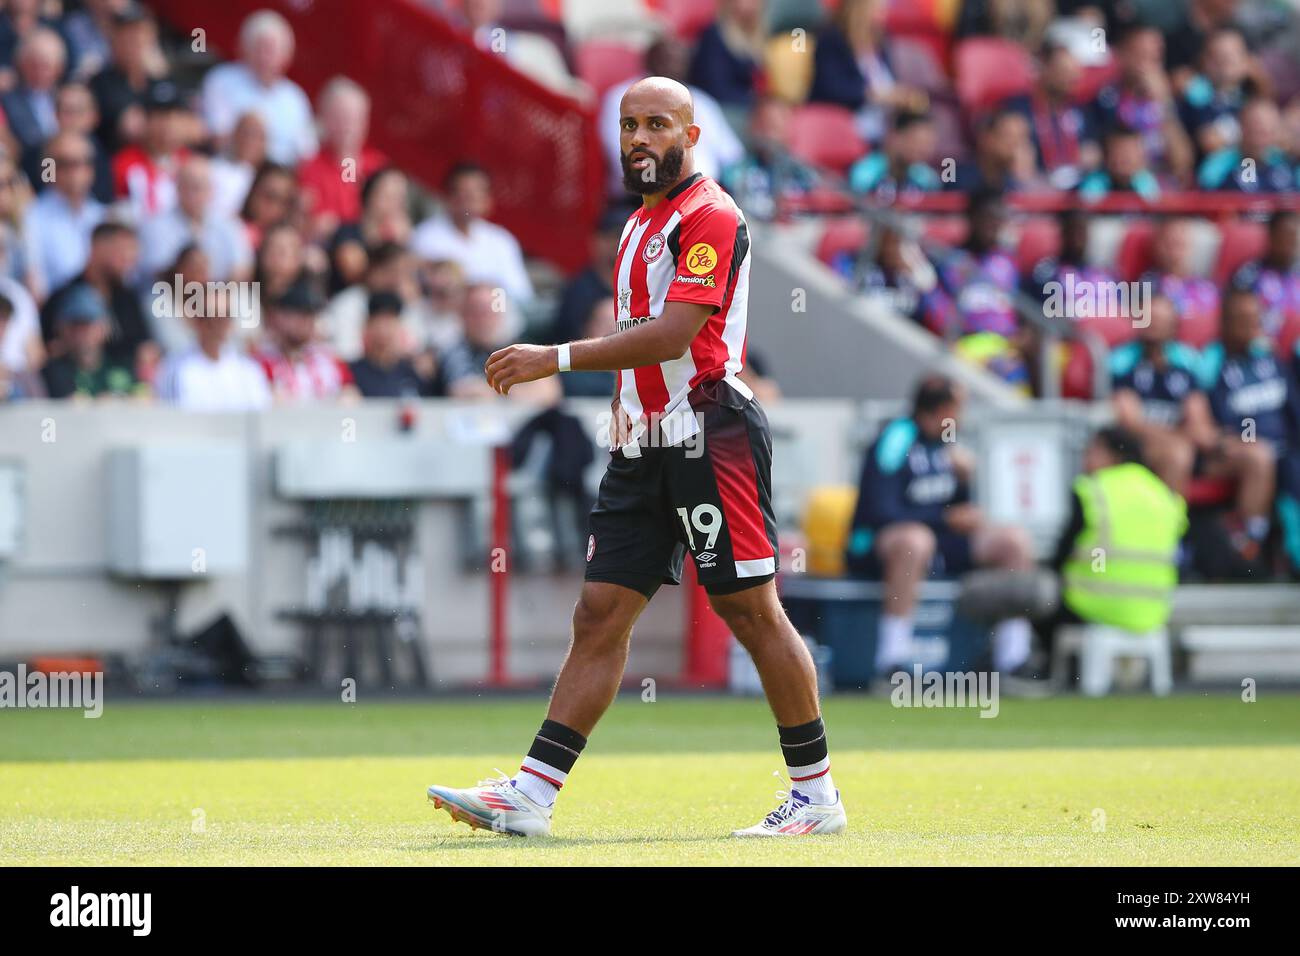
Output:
[674,273,716,288]
[685,241,717,275]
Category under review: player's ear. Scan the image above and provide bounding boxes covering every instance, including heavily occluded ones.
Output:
[685,123,701,147]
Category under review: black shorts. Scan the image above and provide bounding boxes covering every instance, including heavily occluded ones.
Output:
[585,380,780,598]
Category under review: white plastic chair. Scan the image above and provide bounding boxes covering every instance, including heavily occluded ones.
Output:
[1053,624,1173,697]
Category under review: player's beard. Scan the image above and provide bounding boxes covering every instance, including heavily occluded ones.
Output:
[621,144,685,195]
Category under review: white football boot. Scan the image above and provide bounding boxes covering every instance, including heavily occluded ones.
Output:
[732,787,848,837]
[427,773,552,837]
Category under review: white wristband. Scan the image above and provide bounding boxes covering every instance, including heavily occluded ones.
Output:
[556,343,571,372]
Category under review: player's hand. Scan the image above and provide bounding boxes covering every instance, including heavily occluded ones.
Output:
[609,398,635,448]
[484,344,558,395]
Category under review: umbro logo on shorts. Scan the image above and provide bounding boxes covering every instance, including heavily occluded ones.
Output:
[696,551,718,568]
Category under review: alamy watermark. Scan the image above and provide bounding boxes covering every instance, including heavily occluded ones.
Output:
[890,665,1000,718]
[1043,276,1151,327]
[0,665,103,718]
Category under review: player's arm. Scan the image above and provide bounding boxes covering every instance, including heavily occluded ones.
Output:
[484,300,711,395]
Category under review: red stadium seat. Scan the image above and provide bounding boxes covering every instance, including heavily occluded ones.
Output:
[786,103,868,173]
[1016,216,1061,272]
[922,216,968,247]
[1184,476,1236,508]
[1073,59,1119,103]
[1213,219,1268,285]
[1276,312,1300,358]
[575,39,644,98]
[1078,312,1138,348]
[954,38,1035,113]
[816,216,870,266]
[1061,340,1095,400]
[1114,221,1156,282]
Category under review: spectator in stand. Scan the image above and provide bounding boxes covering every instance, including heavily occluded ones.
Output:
[851,225,938,324]
[722,95,816,221]
[240,161,300,251]
[849,109,941,200]
[23,83,114,204]
[1199,96,1296,192]
[1002,39,1099,190]
[922,191,1027,384]
[145,242,208,356]
[23,129,106,296]
[417,257,467,352]
[253,221,313,310]
[1,27,66,153]
[545,204,625,346]
[112,79,190,222]
[845,374,1036,678]
[1231,211,1300,349]
[0,0,59,80]
[251,280,356,402]
[299,77,387,243]
[440,282,558,403]
[40,283,139,399]
[808,0,928,145]
[202,10,316,166]
[1141,216,1220,345]
[954,0,1052,52]
[320,241,428,362]
[1024,209,1122,321]
[138,154,253,282]
[688,0,766,111]
[0,238,42,382]
[1109,293,1218,495]
[949,108,1037,193]
[1089,23,1194,184]
[0,293,43,399]
[411,162,532,306]
[328,166,411,294]
[210,111,266,220]
[1197,287,1300,564]
[156,292,271,412]
[561,296,617,399]
[598,37,744,195]
[61,0,119,81]
[89,3,168,157]
[348,291,432,398]
[41,221,149,370]
[1077,123,1163,201]
[0,157,38,295]
[1164,0,1249,82]
[1179,27,1256,160]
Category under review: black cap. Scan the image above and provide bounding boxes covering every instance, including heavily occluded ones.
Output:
[366,291,404,318]
[273,280,324,314]
[144,80,183,113]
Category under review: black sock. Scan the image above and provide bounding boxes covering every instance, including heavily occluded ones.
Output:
[778,717,831,782]
[519,719,587,788]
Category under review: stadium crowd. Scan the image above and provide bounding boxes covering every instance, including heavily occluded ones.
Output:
[0,0,1297,584]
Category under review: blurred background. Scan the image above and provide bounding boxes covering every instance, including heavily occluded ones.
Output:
[0,0,1298,699]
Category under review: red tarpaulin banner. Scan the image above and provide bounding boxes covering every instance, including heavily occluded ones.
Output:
[149,0,605,273]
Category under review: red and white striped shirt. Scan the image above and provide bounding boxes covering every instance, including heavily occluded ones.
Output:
[613,172,752,451]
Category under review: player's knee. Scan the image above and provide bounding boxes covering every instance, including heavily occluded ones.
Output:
[709,590,781,649]
[570,591,631,653]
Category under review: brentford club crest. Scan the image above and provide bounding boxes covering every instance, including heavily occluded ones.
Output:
[587,535,596,562]
[642,233,666,263]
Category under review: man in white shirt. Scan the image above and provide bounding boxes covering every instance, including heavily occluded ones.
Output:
[410,162,534,306]
[200,10,316,165]
[23,130,106,297]
[156,295,269,411]
[139,154,252,281]
[597,38,744,196]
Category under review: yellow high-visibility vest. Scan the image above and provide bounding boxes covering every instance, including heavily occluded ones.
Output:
[1062,463,1187,633]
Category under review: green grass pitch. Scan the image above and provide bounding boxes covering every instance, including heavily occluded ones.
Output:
[2,694,1298,866]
